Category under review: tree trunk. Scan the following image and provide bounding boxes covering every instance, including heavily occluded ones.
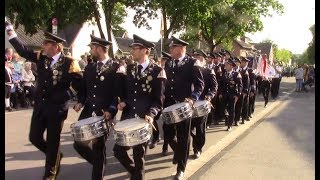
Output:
[104,1,115,58]
[161,8,170,52]
[93,0,105,39]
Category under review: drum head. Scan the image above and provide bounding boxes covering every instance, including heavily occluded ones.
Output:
[194,100,208,107]
[74,116,104,127]
[114,118,147,131]
[163,102,189,112]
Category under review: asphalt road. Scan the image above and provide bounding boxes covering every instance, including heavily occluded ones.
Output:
[191,85,315,180]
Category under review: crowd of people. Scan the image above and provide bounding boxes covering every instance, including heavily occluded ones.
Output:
[5,18,315,180]
[5,48,37,111]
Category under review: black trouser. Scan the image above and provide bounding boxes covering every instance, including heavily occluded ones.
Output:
[206,98,215,126]
[223,95,237,127]
[28,103,67,178]
[271,78,281,98]
[24,85,36,102]
[113,143,148,180]
[151,114,160,143]
[191,115,208,153]
[11,90,26,108]
[162,123,176,152]
[241,93,249,120]
[234,94,244,123]
[5,85,11,99]
[248,92,256,117]
[261,80,271,106]
[214,94,226,122]
[163,118,191,172]
[74,136,107,180]
[73,107,107,180]
[256,76,263,94]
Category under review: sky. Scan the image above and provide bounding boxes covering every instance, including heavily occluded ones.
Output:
[121,0,315,54]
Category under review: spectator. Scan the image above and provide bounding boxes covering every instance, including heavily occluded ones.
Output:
[78,54,88,71]
[9,53,23,75]
[22,61,36,106]
[5,47,13,61]
[5,59,14,111]
[294,64,304,92]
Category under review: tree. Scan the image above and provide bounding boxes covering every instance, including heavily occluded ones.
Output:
[187,0,284,51]
[275,49,292,64]
[5,0,96,35]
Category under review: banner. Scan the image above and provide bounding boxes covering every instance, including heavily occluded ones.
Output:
[256,54,268,76]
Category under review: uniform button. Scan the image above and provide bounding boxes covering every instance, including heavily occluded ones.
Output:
[94,85,97,88]
[43,90,45,92]
[134,91,137,93]
[171,95,173,98]
[44,81,47,83]
[93,95,96,97]
[171,87,173,90]
[171,79,174,82]
[42,98,45,101]
[135,83,138,85]
[134,99,136,101]
[133,107,136,109]
[172,72,175,74]
[93,104,95,107]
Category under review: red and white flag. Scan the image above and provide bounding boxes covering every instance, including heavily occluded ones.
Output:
[256,54,269,77]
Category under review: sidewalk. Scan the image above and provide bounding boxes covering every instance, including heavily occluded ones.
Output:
[5,77,297,180]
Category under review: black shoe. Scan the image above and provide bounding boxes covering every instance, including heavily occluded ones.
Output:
[249,115,252,118]
[6,107,13,112]
[162,150,168,156]
[234,122,239,126]
[241,121,245,124]
[175,170,184,180]
[172,157,178,164]
[149,139,159,149]
[227,126,232,131]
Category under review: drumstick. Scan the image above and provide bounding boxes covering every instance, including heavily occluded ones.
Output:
[149,121,157,131]
[115,97,123,121]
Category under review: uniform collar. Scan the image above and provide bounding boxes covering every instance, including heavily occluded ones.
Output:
[51,52,62,67]
[139,59,150,72]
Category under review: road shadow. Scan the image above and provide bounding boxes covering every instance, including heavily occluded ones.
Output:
[263,86,315,163]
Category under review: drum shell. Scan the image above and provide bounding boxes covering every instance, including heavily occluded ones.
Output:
[161,102,193,124]
[113,119,152,147]
[193,100,211,118]
[70,117,109,142]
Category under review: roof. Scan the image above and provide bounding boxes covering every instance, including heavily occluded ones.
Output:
[14,23,83,48]
[234,39,253,49]
[15,25,45,49]
[252,42,272,55]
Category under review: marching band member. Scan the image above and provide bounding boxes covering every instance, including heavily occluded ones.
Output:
[149,52,172,150]
[73,35,124,180]
[220,59,243,131]
[191,49,218,159]
[163,36,204,180]
[114,34,166,180]
[6,22,82,180]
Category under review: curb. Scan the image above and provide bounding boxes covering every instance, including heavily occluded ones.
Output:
[184,88,295,179]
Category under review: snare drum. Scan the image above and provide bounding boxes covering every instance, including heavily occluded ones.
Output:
[113,118,152,147]
[193,100,211,118]
[161,102,193,124]
[70,116,109,142]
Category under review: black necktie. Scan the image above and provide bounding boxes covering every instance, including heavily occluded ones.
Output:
[47,57,54,68]
[174,59,179,67]
[137,64,143,75]
[97,62,103,70]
